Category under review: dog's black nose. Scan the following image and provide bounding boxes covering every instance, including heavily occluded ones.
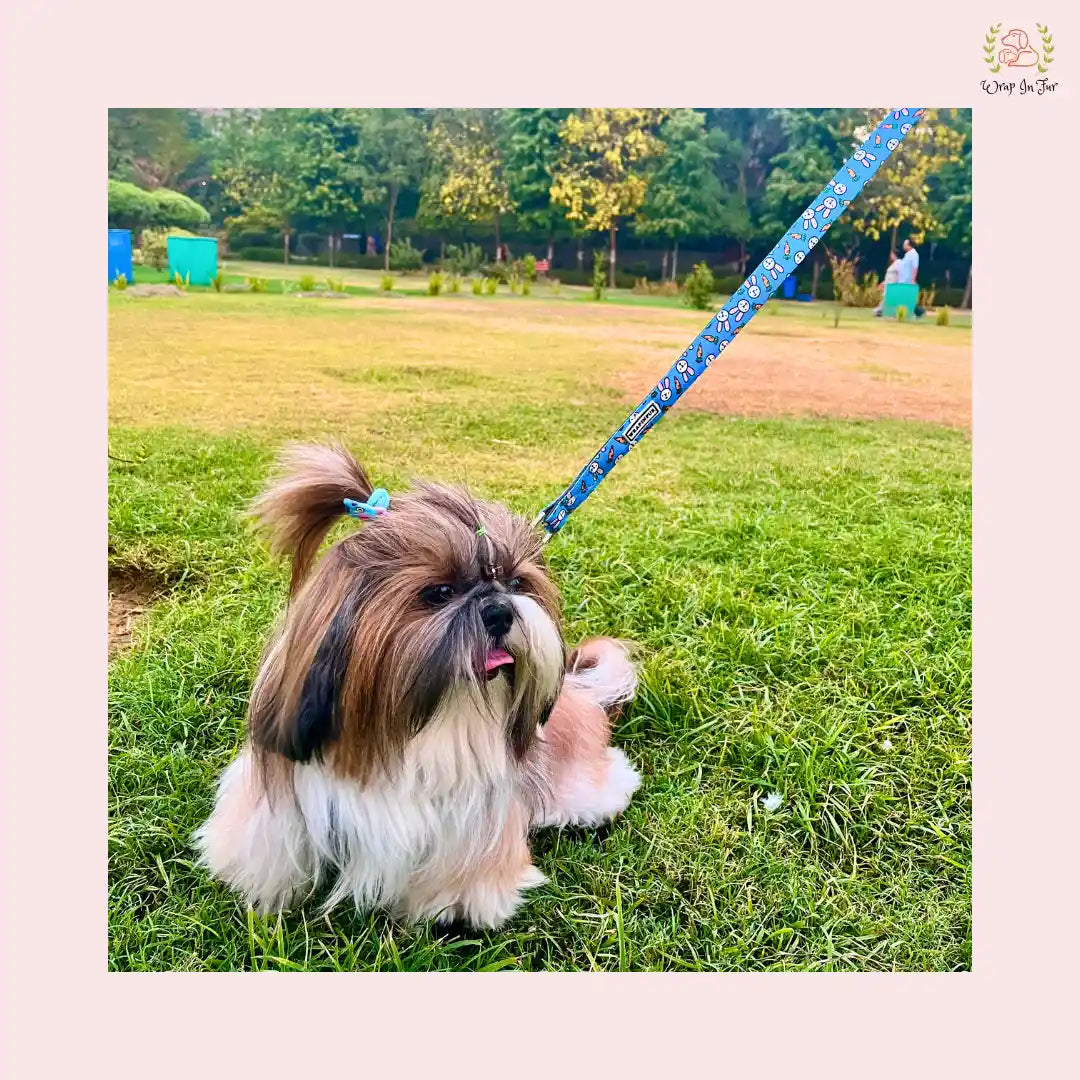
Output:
[480,595,514,638]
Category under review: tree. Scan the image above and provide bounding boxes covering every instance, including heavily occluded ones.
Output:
[357,109,427,271]
[502,108,571,265]
[760,109,866,295]
[703,109,786,274]
[847,108,967,252]
[289,109,365,266]
[421,110,515,261]
[211,110,307,264]
[108,109,209,193]
[550,108,666,287]
[634,109,723,280]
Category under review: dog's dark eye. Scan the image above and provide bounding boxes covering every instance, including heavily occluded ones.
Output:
[421,584,455,606]
[507,577,523,593]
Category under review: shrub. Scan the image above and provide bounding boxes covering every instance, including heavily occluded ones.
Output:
[428,271,443,296]
[508,273,522,295]
[210,271,225,292]
[919,285,937,309]
[111,273,128,290]
[234,246,286,263]
[484,276,497,296]
[447,273,461,294]
[471,277,483,296]
[711,272,745,296]
[297,273,317,292]
[936,306,951,326]
[139,229,170,271]
[634,277,680,297]
[550,278,560,296]
[379,273,394,292]
[825,251,879,307]
[522,253,537,281]
[108,179,209,232]
[522,279,531,296]
[149,188,210,231]
[443,243,484,275]
[389,237,424,272]
[172,271,190,291]
[591,250,607,301]
[247,276,269,293]
[325,276,345,293]
[895,305,909,321]
[682,263,715,310]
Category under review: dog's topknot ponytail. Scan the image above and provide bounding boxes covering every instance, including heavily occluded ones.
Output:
[248,442,374,596]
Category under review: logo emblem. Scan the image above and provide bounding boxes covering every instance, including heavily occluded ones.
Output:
[984,23,1054,73]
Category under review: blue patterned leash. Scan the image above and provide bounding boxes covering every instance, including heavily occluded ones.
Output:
[535,108,927,539]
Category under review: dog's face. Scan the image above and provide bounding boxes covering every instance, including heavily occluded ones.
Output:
[249,483,565,779]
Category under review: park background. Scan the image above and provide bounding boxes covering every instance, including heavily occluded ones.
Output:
[108,107,971,972]
[108,107,972,306]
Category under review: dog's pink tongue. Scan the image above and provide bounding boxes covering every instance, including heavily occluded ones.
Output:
[485,648,514,672]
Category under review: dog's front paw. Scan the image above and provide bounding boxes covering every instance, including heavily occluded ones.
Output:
[432,864,547,931]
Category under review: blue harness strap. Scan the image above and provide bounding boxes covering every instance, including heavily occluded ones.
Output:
[536,108,926,538]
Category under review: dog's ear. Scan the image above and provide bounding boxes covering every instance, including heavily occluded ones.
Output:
[283,594,358,762]
[249,555,363,764]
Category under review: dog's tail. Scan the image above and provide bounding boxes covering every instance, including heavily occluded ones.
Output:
[249,442,373,596]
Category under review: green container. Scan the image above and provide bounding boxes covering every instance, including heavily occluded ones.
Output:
[882,282,919,318]
[167,236,218,286]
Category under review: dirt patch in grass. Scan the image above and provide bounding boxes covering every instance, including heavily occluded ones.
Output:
[611,323,971,429]
[108,567,173,658]
[126,284,186,298]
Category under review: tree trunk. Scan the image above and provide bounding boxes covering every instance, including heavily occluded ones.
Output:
[283,227,290,266]
[547,238,554,265]
[608,224,617,289]
[576,238,583,271]
[328,233,335,268]
[384,186,398,272]
[672,239,679,281]
[738,240,747,276]
[961,266,972,310]
[890,223,899,253]
[811,259,821,300]
[661,250,668,281]
[495,214,502,262]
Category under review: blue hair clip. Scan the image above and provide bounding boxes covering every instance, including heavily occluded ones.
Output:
[344,488,390,520]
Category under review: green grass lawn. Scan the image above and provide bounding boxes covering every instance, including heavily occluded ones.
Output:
[121,259,973,327]
[108,291,971,971]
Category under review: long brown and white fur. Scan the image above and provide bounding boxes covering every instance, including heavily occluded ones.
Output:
[194,443,639,929]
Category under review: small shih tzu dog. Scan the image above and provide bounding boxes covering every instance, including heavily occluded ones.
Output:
[195,443,640,929]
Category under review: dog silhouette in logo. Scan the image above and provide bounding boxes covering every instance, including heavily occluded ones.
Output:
[999,28,1039,67]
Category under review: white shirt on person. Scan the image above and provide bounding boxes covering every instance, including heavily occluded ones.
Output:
[897,247,920,284]
[884,261,901,284]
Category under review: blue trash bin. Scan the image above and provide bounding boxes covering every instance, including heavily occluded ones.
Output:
[782,275,796,299]
[108,229,133,284]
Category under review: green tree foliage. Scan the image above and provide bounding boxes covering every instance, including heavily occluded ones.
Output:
[356,109,428,270]
[421,109,515,260]
[104,108,972,283]
[108,109,208,191]
[502,108,571,262]
[634,109,724,280]
[211,110,308,263]
[848,108,967,250]
[551,108,666,287]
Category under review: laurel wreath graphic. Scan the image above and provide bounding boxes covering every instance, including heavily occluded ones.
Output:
[1036,23,1054,74]
[984,23,1003,73]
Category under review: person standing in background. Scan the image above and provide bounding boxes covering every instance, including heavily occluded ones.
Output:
[898,238,925,317]
[875,249,901,316]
